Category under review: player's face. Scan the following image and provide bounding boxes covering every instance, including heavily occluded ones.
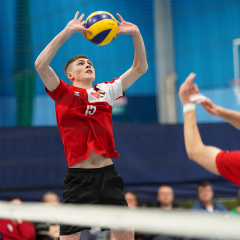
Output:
[198,185,213,203]
[71,58,95,83]
[157,186,174,205]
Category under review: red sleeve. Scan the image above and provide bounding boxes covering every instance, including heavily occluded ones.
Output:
[45,79,69,102]
[216,150,240,187]
[17,222,36,240]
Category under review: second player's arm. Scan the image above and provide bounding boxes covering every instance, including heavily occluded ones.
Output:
[179,73,221,175]
[199,98,240,130]
[184,110,221,174]
[217,107,240,130]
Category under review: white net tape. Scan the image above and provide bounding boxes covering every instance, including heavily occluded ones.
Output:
[0,201,240,239]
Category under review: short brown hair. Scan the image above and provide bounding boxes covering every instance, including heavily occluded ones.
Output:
[64,54,89,74]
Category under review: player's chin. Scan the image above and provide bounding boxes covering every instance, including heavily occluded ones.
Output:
[86,75,95,82]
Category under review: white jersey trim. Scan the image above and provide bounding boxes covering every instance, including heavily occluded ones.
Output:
[87,78,123,106]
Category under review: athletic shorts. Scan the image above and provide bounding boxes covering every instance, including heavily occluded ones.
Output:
[60,164,128,235]
[216,150,240,187]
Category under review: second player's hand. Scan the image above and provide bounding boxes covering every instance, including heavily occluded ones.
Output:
[65,11,91,35]
[116,13,139,36]
[198,98,219,116]
[178,73,199,105]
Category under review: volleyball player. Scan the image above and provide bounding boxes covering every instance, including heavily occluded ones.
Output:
[179,73,240,188]
[35,11,148,240]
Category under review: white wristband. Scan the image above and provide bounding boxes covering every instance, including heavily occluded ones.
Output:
[183,103,196,113]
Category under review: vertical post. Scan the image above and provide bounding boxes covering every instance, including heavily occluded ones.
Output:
[154,0,177,124]
[232,39,240,104]
[233,39,240,80]
[14,0,35,126]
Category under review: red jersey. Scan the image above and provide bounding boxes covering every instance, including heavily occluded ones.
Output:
[0,219,36,240]
[216,150,240,187]
[45,78,124,167]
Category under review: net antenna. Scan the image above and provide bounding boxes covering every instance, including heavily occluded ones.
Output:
[232,38,240,104]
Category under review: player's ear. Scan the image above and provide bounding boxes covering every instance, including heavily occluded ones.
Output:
[67,72,74,83]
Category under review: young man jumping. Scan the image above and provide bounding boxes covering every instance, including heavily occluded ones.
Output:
[35,11,148,240]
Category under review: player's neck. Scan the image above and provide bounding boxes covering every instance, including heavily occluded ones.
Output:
[72,81,93,89]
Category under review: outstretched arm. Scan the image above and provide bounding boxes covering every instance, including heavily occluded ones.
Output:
[179,73,221,175]
[35,12,91,92]
[197,97,240,130]
[116,13,148,91]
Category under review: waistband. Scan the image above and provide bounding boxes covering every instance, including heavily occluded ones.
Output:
[67,164,115,174]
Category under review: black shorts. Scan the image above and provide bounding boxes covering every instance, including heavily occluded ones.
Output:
[60,164,128,235]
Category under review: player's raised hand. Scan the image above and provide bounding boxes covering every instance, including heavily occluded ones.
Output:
[178,73,198,105]
[116,13,139,36]
[197,97,219,116]
[65,11,91,35]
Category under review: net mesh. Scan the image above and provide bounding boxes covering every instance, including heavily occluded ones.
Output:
[1,0,240,125]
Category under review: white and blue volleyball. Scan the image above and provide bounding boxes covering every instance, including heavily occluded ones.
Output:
[85,11,118,46]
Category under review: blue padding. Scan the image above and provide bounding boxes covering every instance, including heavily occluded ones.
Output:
[85,13,113,28]
[90,29,112,45]
[0,123,238,202]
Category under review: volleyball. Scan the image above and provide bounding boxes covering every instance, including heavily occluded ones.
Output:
[85,11,118,46]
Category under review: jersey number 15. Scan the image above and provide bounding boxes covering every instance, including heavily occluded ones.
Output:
[85,105,96,115]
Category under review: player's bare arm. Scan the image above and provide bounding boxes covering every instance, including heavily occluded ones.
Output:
[116,13,148,91]
[195,97,240,130]
[35,11,91,92]
[179,73,221,175]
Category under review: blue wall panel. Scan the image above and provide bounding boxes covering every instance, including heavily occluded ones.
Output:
[0,124,238,203]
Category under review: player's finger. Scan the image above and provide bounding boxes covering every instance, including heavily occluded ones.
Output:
[199,103,210,113]
[78,13,85,22]
[82,28,92,34]
[192,84,199,94]
[198,100,207,105]
[74,11,79,20]
[82,32,87,38]
[116,20,121,26]
[199,100,212,110]
[204,106,214,115]
[116,13,124,22]
[186,72,196,84]
[199,97,208,103]
[184,73,196,89]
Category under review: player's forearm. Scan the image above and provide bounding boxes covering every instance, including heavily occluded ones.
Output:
[131,29,148,74]
[216,106,240,130]
[35,28,72,70]
[184,111,204,159]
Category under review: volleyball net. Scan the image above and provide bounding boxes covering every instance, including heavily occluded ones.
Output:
[1,201,240,239]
